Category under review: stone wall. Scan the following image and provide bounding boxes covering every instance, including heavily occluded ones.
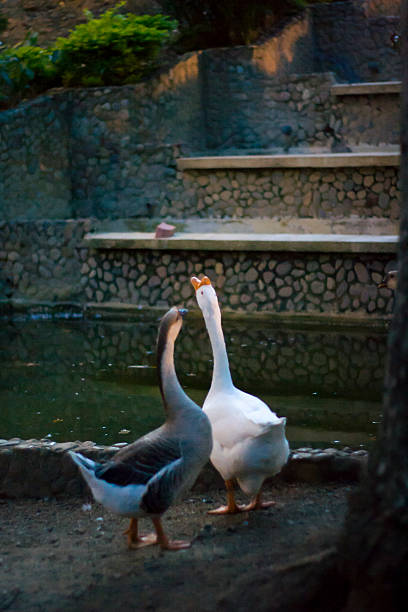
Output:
[0,439,368,499]
[2,102,401,222]
[167,165,400,220]
[203,71,334,151]
[62,319,389,397]
[79,247,396,317]
[201,14,315,149]
[0,219,396,317]
[362,0,401,17]
[333,91,400,148]
[189,70,400,152]
[0,96,72,220]
[312,1,401,82]
[0,315,386,402]
[0,220,90,302]
[0,52,204,221]
[68,52,206,218]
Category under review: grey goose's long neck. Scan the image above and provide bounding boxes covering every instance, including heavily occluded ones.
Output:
[203,303,234,392]
[157,322,190,420]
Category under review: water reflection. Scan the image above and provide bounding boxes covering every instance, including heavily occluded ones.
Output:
[0,316,386,448]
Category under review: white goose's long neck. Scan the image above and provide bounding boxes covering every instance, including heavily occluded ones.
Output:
[203,304,234,393]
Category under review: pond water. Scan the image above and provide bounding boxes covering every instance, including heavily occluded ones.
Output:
[0,314,386,450]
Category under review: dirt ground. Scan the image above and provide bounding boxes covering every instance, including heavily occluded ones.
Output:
[0,1,161,48]
[0,481,353,612]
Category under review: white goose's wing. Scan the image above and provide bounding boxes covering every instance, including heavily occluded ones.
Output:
[204,389,288,487]
[204,387,280,448]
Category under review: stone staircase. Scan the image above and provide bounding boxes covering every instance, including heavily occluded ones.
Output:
[82,75,401,320]
[0,0,402,320]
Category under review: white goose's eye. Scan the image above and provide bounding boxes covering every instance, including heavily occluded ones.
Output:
[201,290,204,295]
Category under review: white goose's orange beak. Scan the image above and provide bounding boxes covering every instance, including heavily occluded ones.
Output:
[191,276,212,291]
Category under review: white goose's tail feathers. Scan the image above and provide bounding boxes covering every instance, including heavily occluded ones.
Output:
[258,416,287,437]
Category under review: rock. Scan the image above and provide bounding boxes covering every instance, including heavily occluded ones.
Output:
[155,223,176,238]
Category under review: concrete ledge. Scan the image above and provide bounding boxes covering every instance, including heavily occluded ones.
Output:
[0,299,391,330]
[84,231,398,254]
[0,439,368,499]
[176,151,400,170]
[331,81,402,96]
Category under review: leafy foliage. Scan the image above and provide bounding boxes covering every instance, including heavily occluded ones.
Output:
[0,3,177,106]
[53,4,177,86]
[0,35,58,106]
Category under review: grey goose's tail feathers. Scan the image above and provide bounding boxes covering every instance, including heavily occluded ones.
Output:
[69,451,96,472]
[69,448,186,492]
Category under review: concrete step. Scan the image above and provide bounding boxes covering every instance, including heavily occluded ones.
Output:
[331,81,401,96]
[172,149,400,222]
[81,222,397,320]
[177,149,400,170]
[84,230,397,254]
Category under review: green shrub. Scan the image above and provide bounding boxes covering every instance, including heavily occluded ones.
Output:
[53,4,177,87]
[0,3,177,107]
[0,43,58,106]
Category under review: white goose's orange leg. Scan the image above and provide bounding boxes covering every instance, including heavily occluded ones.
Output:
[124,518,158,549]
[239,490,276,512]
[208,479,243,515]
[151,517,191,551]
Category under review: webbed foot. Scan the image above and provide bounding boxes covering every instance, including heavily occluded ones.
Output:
[124,518,158,549]
[240,492,276,512]
[208,479,243,514]
[207,504,243,515]
[160,539,191,550]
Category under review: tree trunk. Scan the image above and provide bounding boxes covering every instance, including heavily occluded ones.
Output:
[337,2,408,610]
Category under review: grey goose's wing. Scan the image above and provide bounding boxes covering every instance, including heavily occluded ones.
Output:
[114,432,182,475]
[140,455,186,515]
[95,434,183,490]
[94,461,154,486]
[96,437,187,514]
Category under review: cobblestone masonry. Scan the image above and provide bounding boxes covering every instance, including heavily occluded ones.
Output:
[0,438,368,499]
[0,224,397,318]
[313,0,401,82]
[167,165,400,220]
[80,247,396,317]
[80,321,387,399]
[0,220,91,301]
[0,316,387,404]
[0,96,72,219]
[201,69,400,152]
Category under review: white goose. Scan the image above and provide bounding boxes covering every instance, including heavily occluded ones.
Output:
[70,307,212,550]
[191,276,289,514]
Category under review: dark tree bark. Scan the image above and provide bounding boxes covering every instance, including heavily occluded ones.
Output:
[337,3,408,610]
